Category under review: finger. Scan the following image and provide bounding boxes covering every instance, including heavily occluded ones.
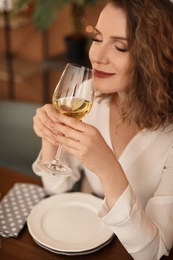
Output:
[33,114,57,142]
[42,104,59,122]
[56,131,81,151]
[56,113,87,132]
[57,122,84,142]
[36,107,55,130]
[34,124,58,146]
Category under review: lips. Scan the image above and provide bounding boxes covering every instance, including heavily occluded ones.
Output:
[93,69,115,78]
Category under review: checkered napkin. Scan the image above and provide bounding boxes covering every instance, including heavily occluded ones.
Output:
[0,183,46,237]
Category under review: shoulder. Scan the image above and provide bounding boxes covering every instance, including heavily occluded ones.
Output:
[141,124,173,148]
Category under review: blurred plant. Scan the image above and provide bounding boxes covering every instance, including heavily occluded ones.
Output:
[13,0,98,34]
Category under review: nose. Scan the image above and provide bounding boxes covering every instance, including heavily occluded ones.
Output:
[89,42,109,65]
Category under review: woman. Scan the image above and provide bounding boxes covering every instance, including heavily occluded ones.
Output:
[32,0,173,259]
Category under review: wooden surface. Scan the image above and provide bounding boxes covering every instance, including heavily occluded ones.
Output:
[0,166,172,260]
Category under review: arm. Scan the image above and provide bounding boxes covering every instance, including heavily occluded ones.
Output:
[99,147,173,260]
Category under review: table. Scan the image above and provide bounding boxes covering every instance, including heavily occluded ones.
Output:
[0,166,172,260]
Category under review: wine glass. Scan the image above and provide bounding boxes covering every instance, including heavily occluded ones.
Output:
[38,63,94,177]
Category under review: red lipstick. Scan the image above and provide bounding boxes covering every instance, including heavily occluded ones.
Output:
[93,69,115,78]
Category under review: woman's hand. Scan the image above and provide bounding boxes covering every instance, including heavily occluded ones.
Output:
[33,104,115,174]
[53,112,118,176]
[33,104,60,146]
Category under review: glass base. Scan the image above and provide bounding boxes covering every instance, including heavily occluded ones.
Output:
[37,160,72,177]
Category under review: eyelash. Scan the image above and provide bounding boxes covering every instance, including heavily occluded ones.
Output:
[115,47,127,53]
[91,38,101,43]
[91,38,128,53]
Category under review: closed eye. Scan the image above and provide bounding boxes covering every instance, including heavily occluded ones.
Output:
[91,38,102,43]
[91,36,128,53]
[116,47,128,52]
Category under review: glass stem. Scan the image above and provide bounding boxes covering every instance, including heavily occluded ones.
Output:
[55,144,62,162]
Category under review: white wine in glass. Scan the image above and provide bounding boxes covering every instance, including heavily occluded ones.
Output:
[38,63,94,177]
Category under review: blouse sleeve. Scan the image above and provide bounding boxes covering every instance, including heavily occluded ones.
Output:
[32,149,82,195]
[98,146,173,260]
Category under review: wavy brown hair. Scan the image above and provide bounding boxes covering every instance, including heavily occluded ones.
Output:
[100,0,173,130]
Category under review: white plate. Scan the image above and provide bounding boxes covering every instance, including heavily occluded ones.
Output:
[33,236,114,256]
[27,192,114,254]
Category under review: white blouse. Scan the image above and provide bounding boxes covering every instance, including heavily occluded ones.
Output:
[32,98,173,260]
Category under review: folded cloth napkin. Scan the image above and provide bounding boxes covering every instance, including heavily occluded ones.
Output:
[0,183,46,237]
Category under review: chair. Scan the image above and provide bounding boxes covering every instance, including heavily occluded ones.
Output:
[0,100,41,177]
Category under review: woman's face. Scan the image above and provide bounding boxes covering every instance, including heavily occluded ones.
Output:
[89,3,130,96]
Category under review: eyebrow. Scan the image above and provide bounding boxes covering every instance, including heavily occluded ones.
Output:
[93,27,128,42]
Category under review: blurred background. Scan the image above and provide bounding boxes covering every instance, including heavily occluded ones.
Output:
[0,0,100,179]
[0,0,101,104]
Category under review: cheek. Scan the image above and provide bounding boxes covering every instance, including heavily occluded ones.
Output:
[92,77,116,93]
[93,74,129,94]
[88,44,94,64]
[121,54,130,75]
